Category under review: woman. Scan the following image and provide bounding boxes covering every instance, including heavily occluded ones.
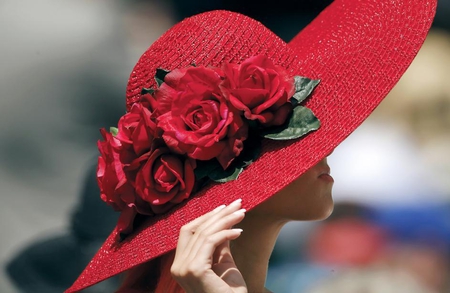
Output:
[117,157,333,293]
[65,1,436,292]
[169,157,334,293]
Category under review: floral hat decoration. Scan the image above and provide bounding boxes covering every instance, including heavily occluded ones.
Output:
[101,54,321,236]
[66,0,436,292]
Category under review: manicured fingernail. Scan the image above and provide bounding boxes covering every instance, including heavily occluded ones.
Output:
[230,198,242,206]
[232,228,243,233]
[213,204,226,212]
[233,208,246,215]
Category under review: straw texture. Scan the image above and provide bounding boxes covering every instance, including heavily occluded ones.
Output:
[66,0,436,291]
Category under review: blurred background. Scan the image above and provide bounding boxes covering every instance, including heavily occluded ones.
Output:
[1,0,449,292]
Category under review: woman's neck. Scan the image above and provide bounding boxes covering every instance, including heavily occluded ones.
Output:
[231,212,286,293]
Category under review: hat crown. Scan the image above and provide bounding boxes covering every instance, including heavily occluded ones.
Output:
[126,10,297,111]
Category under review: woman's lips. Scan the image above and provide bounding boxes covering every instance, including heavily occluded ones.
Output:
[318,167,334,183]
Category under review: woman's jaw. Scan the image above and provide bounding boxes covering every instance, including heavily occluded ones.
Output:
[248,157,334,222]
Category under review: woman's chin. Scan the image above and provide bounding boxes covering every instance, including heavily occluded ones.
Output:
[299,195,334,221]
[316,200,334,220]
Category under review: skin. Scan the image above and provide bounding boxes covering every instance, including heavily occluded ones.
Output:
[171,157,334,293]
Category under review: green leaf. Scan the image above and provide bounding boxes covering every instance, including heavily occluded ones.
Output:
[141,87,155,95]
[155,68,170,87]
[262,106,320,140]
[209,166,244,183]
[194,159,243,183]
[110,127,118,136]
[291,76,320,105]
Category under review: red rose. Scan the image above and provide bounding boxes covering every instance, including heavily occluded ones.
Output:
[97,129,139,234]
[221,55,295,126]
[140,90,159,115]
[155,66,248,169]
[116,103,157,161]
[134,146,196,214]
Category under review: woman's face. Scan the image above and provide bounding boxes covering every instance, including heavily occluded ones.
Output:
[252,157,334,221]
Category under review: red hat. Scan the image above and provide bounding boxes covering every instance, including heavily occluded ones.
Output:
[66,1,436,291]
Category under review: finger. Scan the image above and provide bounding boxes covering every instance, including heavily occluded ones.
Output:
[200,208,246,238]
[189,228,243,268]
[171,228,242,283]
[187,208,245,260]
[179,204,227,241]
[174,200,235,264]
[192,199,243,240]
[177,203,226,251]
[179,199,243,259]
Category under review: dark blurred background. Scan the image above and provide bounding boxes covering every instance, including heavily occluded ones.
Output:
[1,0,450,292]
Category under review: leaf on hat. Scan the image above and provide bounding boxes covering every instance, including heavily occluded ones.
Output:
[209,166,243,183]
[262,106,320,140]
[141,87,155,95]
[155,68,171,87]
[194,158,241,183]
[110,127,118,136]
[291,76,320,105]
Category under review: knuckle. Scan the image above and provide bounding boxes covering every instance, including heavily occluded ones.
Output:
[187,264,205,278]
[170,265,180,278]
[180,225,194,235]
[171,264,203,280]
[171,264,188,279]
[180,224,190,232]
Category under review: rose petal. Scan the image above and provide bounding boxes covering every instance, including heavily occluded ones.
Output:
[117,206,137,234]
[262,103,293,127]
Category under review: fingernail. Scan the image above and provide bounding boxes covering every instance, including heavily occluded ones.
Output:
[230,198,242,206]
[232,228,243,233]
[233,208,246,215]
[213,204,226,212]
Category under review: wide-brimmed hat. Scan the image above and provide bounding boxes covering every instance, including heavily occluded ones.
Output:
[66,1,436,291]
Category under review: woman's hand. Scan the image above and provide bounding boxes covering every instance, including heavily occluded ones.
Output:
[171,199,247,293]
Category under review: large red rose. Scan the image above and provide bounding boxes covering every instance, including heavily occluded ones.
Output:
[155,66,248,169]
[221,55,295,126]
[97,129,139,234]
[97,103,159,234]
[134,146,196,214]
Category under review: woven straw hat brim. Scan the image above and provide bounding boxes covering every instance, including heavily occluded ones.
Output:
[66,1,436,291]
